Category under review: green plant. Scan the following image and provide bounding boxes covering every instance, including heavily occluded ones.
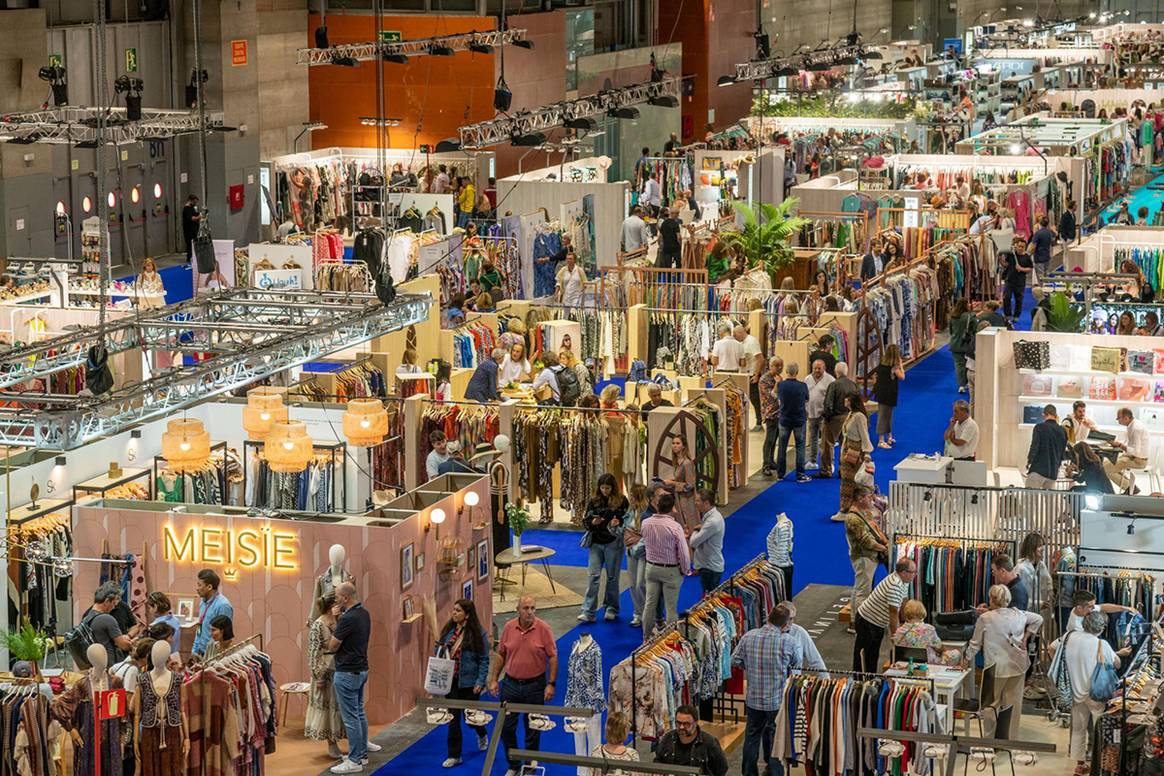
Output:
[1045,291,1086,332]
[505,502,531,537]
[720,198,810,283]
[752,93,917,120]
[4,624,47,662]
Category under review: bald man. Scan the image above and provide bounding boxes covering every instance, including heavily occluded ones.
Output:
[489,596,558,774]
[328,582,378,772]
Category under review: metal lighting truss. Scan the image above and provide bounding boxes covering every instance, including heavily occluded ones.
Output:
[296,28,529,66]
[0,106,226,145]
[457,76,681,149]
[730,43,872,82]
[0,288,431,449]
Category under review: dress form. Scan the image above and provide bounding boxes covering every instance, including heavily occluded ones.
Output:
[133,641,188,774]
[310,544,353,621]
[52,644,123,776]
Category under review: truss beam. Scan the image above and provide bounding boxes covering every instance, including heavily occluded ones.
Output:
[0,106,226,145]
[296,29,528,66]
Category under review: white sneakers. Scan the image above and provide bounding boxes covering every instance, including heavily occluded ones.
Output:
[366,742,383,753]
[442,758,462,768]
[331,760,363,774]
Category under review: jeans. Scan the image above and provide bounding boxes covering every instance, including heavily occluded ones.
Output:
[333,670,369,764]
[456,210,471,229]
[762,418,780,470]
[627,550,647,620]
[698,568,723,593]
[643,562,682,639]
[446,685,486,758]
[581,540,623,618]
[1003,283,1025,319]
[500,677,546,769]
[749,381,762,425]
[777,564,794,600]
[742,706,783,776]
[775,423,806,478]
[852,612,884,673]
[806,417,823,468]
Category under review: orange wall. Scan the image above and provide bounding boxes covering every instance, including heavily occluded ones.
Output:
[307,14,498,151]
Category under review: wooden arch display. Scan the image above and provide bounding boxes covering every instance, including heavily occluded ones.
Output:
[651,409,720,494]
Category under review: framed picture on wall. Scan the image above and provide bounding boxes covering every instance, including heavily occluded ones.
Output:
[477,540,489,581]
[416,553,425,572]
[462,579,473,600]
[401,544,414,590]
[176,597,197,622]
[467,545,475,574]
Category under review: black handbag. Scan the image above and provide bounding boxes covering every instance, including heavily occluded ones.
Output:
[85,343,114,395]
[1013,339,1050,370]
[374,262,397,305]
[194,217,216,274]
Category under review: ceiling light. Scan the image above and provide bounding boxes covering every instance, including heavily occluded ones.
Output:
[564,116,597,131]
[648,94,679,107]
[807,59,832,71]
[383,52,409,64]
[717,75,737,87]
[359,116,402,126]
[314,26,329,48]
[610,106,640,119]
[512,39,534,49]
[469,42,493,54]
[775,64,800,77]
[430,44,455,56]
[511,131,546,146]
[330,53,358,67]
[865,49,883,60]
[494,77,513,111]
[435,138,461,152]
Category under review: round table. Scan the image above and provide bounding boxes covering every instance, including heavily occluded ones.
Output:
[495,546,557,599]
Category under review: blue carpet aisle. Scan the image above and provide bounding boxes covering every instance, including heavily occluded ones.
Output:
[376,345,961,775]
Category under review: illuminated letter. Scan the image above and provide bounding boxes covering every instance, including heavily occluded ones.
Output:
[272,532,298,570]
[162,526,195,562]
[201,528,225,564]
[236,530,261,568]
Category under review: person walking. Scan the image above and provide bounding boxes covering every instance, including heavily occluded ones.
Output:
[1031,215,1058,279]
[804,359,834,471]
[640,492,691,639]
[943,400,979,460]
[654,705,729,776]
[962,584,1044,739]
[488,596,558,776]
[732,605,803,776]
[555,250,587,308]
[329,582,378,773]
[839,394,874,513]
[852,557,916,673]
[775,363,810,483]
[622,484,650,628]
[579,474,629,623]
[735,324,765,429]
[949,299,977,393]
[689,489,725,593]
[873,344,904,448]
[759,356,783,476]
[657,207,683,271]
[1105,406,1150,493]
[307,592,345,761]
[620,207,650,254]
[181,194,201,263]
[1026,403,1068,489]
[435,599,491,768]
[820,362,859,479]
[664,436,698,531]
[1002,237,1033,321]
[192,568,233,659]
[1015,532,1053,614]
[844,485,889,631]
[1050,611,1120,775]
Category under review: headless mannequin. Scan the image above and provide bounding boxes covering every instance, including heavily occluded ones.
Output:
[133,641,189,770]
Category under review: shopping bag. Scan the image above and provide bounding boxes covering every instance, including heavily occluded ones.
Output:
[1013,339,1050,370]
[424,649,457,696]
[1091,346,1126,374]
[1129,350,1154,374]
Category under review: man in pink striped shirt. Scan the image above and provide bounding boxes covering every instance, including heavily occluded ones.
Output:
[641,492,691,639]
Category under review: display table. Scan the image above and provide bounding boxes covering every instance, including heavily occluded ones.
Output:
[883,663,971,732]
[894,455,952,484]
[495,546,558,599]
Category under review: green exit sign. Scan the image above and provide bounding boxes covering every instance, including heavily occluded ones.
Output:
[419,144,431,153]
[379,31,401,42]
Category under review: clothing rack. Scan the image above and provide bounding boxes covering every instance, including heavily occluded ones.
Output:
[242,439,346,512]
[789,665,936,692]
[152,440,228,484]
[201,632,265,663]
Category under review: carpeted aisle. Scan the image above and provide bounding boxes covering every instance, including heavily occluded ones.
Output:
[376,343,960,775]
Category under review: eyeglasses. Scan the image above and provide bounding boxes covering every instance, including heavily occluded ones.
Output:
[676,719,696,728]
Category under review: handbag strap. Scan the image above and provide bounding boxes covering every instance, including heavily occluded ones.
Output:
[1095,639,1105,666]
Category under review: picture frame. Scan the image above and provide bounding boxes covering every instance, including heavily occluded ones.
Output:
[416,552,425,572]
[467,545,476,574]
[176,597,197,622]
[462,579,473,600]
[401,543,414,590]
[477,539,489,581]
[402,595,416,620]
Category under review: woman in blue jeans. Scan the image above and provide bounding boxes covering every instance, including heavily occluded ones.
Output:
[578,473,629,623]
[435,599,491,768]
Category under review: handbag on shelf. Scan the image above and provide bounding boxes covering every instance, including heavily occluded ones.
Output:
[1022,405,1046,424]
[1091,346,1127,374]
[1013,339,1051,370]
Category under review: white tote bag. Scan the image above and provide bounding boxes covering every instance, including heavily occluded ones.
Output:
[424,647,457,696]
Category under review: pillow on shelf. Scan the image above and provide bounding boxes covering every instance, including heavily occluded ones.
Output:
[1091,346,1126,375]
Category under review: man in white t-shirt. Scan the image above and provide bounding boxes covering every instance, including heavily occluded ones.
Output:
[555,251,586,308]
[734,324,764,429]
[804,359,835,471]
[943,400,979,460]
[709,324,743,372]
[1058,589,1138,635]
[1105,407,1150,493]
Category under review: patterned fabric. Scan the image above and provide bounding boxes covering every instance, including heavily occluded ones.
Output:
[767,515,794,567]
[563,639,606,712]
[305,618,345,742]
[137,672,183,728]
[730,624,803,711]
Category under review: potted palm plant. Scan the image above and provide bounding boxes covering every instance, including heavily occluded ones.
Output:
[1044,290,1086,332]
[721,197,811,285]
[505,502,531,555]
[4,623,48,677]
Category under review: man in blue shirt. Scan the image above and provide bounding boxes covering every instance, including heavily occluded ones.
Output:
[1031,215,1057,281]
[192,568,233,658]
[774,363,810,483]
[731,604,803,776]
[464,348,503,403]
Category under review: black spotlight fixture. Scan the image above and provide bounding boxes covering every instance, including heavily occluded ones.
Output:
[38,64,68,106]
[716,74,737,87]
[314,25,329,48]
[75,139,100,149]
[511,131,546,146]
[775,63,800,77]
[864,48,883,59]
[469,41,493,54]
[753,31,771,59]
[609,106,639,120]
[435,138,461,153]
[565,116,597,131]
[494,76,513,111]
[648,94,679,107]
[383,52,409,64]
[115,75,145,120]
[185,68,208,108]
[512,39,534,49]
[429,43,455,56]
[330,52,358,67]
[807,58,832,71]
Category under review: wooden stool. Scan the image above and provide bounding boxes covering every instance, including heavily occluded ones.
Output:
[278,681,310,727]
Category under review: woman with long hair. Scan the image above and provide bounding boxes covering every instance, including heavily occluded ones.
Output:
[306,593,345,758]
[584,714,639,775]
[1071,440,1114,494]
[1116,310,1137,336]
[948,298,977,393]
[435,598,491,767]
[499,341,531,386]
[839,393,874,512]
[434,361,453,403]
[873,343,905,448]
[665,436,699,531]
[622,483,650,628]
[813,269,829,297]
[579,473,629,623]
[1015,532,1053,613]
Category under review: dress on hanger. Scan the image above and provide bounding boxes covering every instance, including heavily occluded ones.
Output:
[135,672,184,776]
[52,674,124,776]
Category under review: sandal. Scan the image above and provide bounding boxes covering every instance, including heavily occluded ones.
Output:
[877,441,892,449]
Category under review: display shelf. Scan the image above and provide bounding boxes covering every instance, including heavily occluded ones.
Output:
[0,289,55,306]
[73,466,153,502]
[1018,367,1157,380]
[1018,394,1164,407]
[8,497,74,525]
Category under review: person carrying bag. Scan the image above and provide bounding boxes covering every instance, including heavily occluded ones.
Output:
[432,600,491,768]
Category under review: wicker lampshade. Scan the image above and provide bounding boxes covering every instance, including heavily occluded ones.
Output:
[342,398,389,446]
[160,419,211,473]
[242,387,288,440]
[264,421,314,473]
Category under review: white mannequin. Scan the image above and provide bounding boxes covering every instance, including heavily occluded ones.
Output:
[329,544,347,590]
[86,643,109,693]
[150,640,172,681]
[134,639,190,762]
[310,544,352,623]
[576,632,593,648]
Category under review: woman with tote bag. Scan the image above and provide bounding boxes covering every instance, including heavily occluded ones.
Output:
[432,599,492,768]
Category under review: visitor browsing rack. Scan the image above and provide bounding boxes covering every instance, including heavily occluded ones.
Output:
[890,534,1017,616]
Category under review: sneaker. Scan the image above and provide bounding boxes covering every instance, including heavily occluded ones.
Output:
[576,613,596,623]
[958,386,967,393]
[366,742,382,753]
[806,462,818,470]
[797,474,811,483]
[846,625,856,634]
[331,760,364,774]
[629,616,642,627]
[443,758,462,768]
[762,467,773,476]
[752,424,764,432]
[477,734,489,752]
[604,611,618,621]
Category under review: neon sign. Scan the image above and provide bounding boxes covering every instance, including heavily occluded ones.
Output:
[162,524,299,572]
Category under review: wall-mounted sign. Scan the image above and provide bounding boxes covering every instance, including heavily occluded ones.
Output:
[379,31,401,42]
[254,268,302,291]
[125,48,138,73]
[162,524,299,571]
[231,40,248,66]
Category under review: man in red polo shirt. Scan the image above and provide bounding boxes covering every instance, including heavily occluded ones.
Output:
[487,595,558,776]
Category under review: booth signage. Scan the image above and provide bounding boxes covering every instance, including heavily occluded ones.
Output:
[254,268,302,291]
[162,524,299,571]
[231,40,248,66]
